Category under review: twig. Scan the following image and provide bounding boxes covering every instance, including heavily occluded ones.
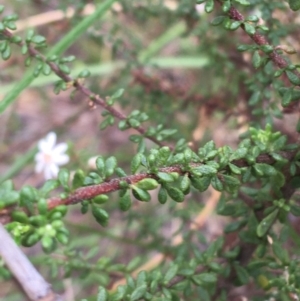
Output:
[2,29,167,148]
[46,150,298,208]
[217,1,300,81]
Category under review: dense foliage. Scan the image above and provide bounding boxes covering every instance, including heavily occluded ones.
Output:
[1,0,300,300]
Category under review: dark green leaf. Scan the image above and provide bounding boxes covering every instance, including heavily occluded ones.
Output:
[286,70,300,85]
[157,172,175,183]
[132,186,151,202]
[211,176,223,191]
[164,264,178,284]
[234,264,249,285]
[288,0,300,11]
[272,241,289,264]
[130,284,147,301]
[166,186,184,202]
[158,186,168,204]
[191,165,217,176]
[253,163,277,177]
[257,209,279,237]
[92,206,109,227]
[252,51,261,69]
[119,192,131,211]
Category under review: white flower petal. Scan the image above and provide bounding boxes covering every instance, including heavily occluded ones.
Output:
[34,152,43,162]
[45,132,57,149]
[44,167,53,180]
[49,164,59,178]
[53,143,68,155]
[35,160,46,173]
[54,154,69,166]
[44,164,59,179]
[38,139,51,152]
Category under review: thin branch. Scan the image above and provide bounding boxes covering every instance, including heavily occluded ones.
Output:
[2,28,167,148]
[217,1,300,81]
[47,150,298,209]
[0,149,296,224]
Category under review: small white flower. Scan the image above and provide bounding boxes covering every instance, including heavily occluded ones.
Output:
[35,132,69,180]
[195,4,205,14]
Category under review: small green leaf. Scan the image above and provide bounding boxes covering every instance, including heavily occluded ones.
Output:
[11,211,28,224]
[191,165,217,176]
[97,286,108,301]
[40,180,59,197]
[110,88,124,99]
[290,204,300,216]
[229,21,241,30]
[228,163,241,174]
[288,0,300,11]
[205,0,214,13]
[31,35,46,44]
[193,273,217,285]
[56,231,69,245]
[78,69,91,78]
[237,44,251,52]
[164,264,178,284]
[41,236,57,253]
[252,51,262,69]
[1,44,11,60]
[58,168,70,189]
[136,178,159,190]
[253,163,277,177]
[92,206,109,227]
[211,176,223,191]
[222,0,231,12]
[157,172,175,182]
[22,232,40,247]
[96,156,106,177]
[222,174,240,190]
[105,156,117,177]
[131,153,142,174]
[180,174,191,194]
[166,186,184,202]
[205,237,224,258]
[191,176,211,192]
[246,15,259,22]
[72,169,85,189]
[272,240,289,264]
[158,186,168,204]
[130,284,147,301]
[257,209,279,237]
[244,23,256,35]
[132,186,151,202]
[286,70,300,85]
[211,16,226,26]
[248,91,261,106]
[282,88,293,107]
[37,198,48,215]
[93,195,108,205]
[234,264,249,284]
[119,192,132,211]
